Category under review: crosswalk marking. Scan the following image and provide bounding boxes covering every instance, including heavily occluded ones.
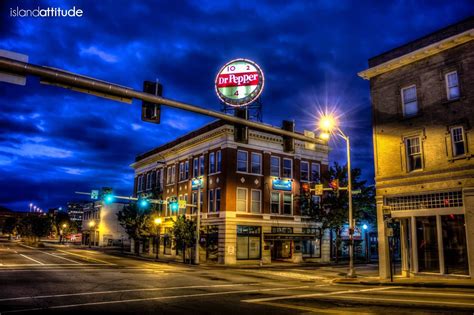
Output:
[19,254,44,265]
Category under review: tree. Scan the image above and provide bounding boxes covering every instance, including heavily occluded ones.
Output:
[303,162,376,262]
[171,215,196,263]
[17,215,52,245]
[117,202,153,256]
[3,217,17,239]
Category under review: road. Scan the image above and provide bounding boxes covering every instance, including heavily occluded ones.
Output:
[0,239,473,314]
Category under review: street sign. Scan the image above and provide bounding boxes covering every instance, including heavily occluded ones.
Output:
[386,227,394,237]
[352,189,362,195]
[315,184,323,195]
[91,190,99,200]
[0,50,28,85]
[215,58,264,107]
[192,177,203,190]
[178,200,187,209]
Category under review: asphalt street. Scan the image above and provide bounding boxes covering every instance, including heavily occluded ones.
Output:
[1,239,473,314]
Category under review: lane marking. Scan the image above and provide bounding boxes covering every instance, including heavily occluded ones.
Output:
[0,267,152,273]
[313,295,474,308]
[371,290,474,298]
[19,254,44,265]
[55,250,116,265]
[242,285,398,303]
[1,285,310,313]
[0,282,302,302]
[38,251,83,265]
[254,301,373,315]
[18,244,36,250]
[0,263,109,267]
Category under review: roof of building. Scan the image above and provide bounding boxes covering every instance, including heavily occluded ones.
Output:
[369,16,474,67]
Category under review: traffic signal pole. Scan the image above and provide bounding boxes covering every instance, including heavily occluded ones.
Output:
[0,56,325,146]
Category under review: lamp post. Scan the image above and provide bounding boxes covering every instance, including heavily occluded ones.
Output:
[154,217,162,260]
[363,224,369,263]
[29,203,33,212]
[318,114,356,278]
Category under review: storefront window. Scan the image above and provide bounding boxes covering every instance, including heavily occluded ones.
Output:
[236,226,261,260]
[302,228,321,258]
[442,214,468,275]
[416,216,439,272]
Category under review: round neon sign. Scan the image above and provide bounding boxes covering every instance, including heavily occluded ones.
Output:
[215,58,264,107]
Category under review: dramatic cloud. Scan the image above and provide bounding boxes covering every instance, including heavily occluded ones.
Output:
[0,0,472,211]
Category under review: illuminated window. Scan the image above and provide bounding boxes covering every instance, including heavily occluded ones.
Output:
[401,85,418,117]
[271,192,280,214]
[405,137,422,171]
[251,190,262,213]
[451,126,466,156]
[236,188,248,212]
[446,71,460,100]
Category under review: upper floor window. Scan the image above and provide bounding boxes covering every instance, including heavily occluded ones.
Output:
[146,172,152,190]
[199,156,205,176]
[217,150,222,172]
[237,150,248,172]
[300,161,309,181]
[251,153,262,174]
[156,169,162,189]
[405,136,422,172]
[271,192,280,214]
[215,188,221,212]
[193,158,199,178]
[270,156,280,177]
[401,85,418,117]
[166,167,172,185]
[446,71,460,100]
[251,189,262,213]
[451,126,466,157]
[178,162,185,181]
[184,161,189,179]
[236,187,248,212]
[209,189,215,212]
[283,158,292,178]
[311,163,320,182]
[209,152,216,174]
[283,193,292,215]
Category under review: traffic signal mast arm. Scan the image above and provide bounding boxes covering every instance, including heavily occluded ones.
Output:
[75,191,197,207]
[0,56,325,146]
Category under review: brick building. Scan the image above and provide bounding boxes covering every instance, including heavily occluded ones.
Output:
[359,17,474,278]
[131,120,330,264]
[67,202,86,230]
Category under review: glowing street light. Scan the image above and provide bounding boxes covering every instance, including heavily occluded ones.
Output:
[153,217,162,260]
[317,112,356,278]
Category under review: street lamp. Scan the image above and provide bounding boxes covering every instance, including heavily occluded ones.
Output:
[318,113,356,278]
[29,203,33,212]
[363,224,370,263]
[154,217,162,260]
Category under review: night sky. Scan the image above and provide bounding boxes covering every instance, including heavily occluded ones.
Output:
[1,1,472,212]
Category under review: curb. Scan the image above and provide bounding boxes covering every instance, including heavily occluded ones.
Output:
[334,279,474,289]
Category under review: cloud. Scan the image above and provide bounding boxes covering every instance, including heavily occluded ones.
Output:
[0,143,72,158]
[79,45,118,63]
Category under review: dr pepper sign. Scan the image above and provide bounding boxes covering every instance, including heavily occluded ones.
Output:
[215,58,264,107]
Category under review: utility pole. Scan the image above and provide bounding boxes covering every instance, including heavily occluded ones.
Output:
[195,185,201,265]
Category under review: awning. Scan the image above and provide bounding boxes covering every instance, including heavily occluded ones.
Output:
[264,233,316,241]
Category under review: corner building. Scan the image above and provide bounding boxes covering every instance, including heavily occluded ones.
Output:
[359,17,474,279]
[131,120,330,264]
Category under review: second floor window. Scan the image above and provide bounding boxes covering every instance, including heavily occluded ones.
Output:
[446,71,460,100]
[271,192,280,214]
[209,152,216,174]
[271,156,280,177]
[300,161,309,181]
[283,193,292,215]
[406,136,422,172]
[251,153,262,174]
[199,156,205,176]
[217,150,222,172]
[451,126,466,157]
[179,162,185,181]
[184,161,189,179]
[236,188,247,212]
[215,188,221,212]
[251,190,262,213]
[311,163,320,182]
[209,190,215,212]
[283,158,292,178]
[401,85,418,117]
[193,158,199,177]
[146,173,152,190]
[237,150,248,172]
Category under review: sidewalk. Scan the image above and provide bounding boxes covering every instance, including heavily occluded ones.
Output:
[334,275,474,288]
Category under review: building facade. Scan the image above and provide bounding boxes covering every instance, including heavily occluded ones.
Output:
[359,17,474,279]
[131,120,330,264]
[67,202,86,230]
[82,201,130,247]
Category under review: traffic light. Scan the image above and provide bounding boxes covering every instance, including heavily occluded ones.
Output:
[233,108,248,143]
[141,81,162,124]
[101,187,114,204]
[138,198,149,209]
[169,200,179,212]
[329,179,339,191]
[282,120,295,153]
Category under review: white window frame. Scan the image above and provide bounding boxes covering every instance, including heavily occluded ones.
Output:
[311,163,320,182]
[450,126,466,157]
[401,85,418,117]
[250,152,262,175]
[217,150,222,172]
[199,156,205,176]
[236,187,248,212]
[271,192,280,214]
[193,158,199,177]
[300,161,309,182]
[445,71,460,100]
[250,189,262,213]
[283,158,293,178]
[184,161,189,179]
[215,188,221,212]
[146,172,152,190]
[405,136,423,172]
[270,156,280,177]
[171,165,176,184]
[209,152,216,174]
[237,150,248,173]
[178,162,185,182]
[283,193,293,215]
[208,189,215,212]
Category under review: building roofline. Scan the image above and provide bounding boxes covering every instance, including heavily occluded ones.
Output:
[358,16,474,80]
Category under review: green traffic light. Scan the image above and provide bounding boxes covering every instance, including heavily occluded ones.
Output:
[104,194,114,204]
[139,199,149,208]
[170,202,179,211]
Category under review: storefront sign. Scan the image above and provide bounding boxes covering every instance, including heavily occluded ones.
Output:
[215,58,264,107]
[272,179,292,191]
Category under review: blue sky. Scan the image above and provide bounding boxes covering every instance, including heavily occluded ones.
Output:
[1,0,472,211]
